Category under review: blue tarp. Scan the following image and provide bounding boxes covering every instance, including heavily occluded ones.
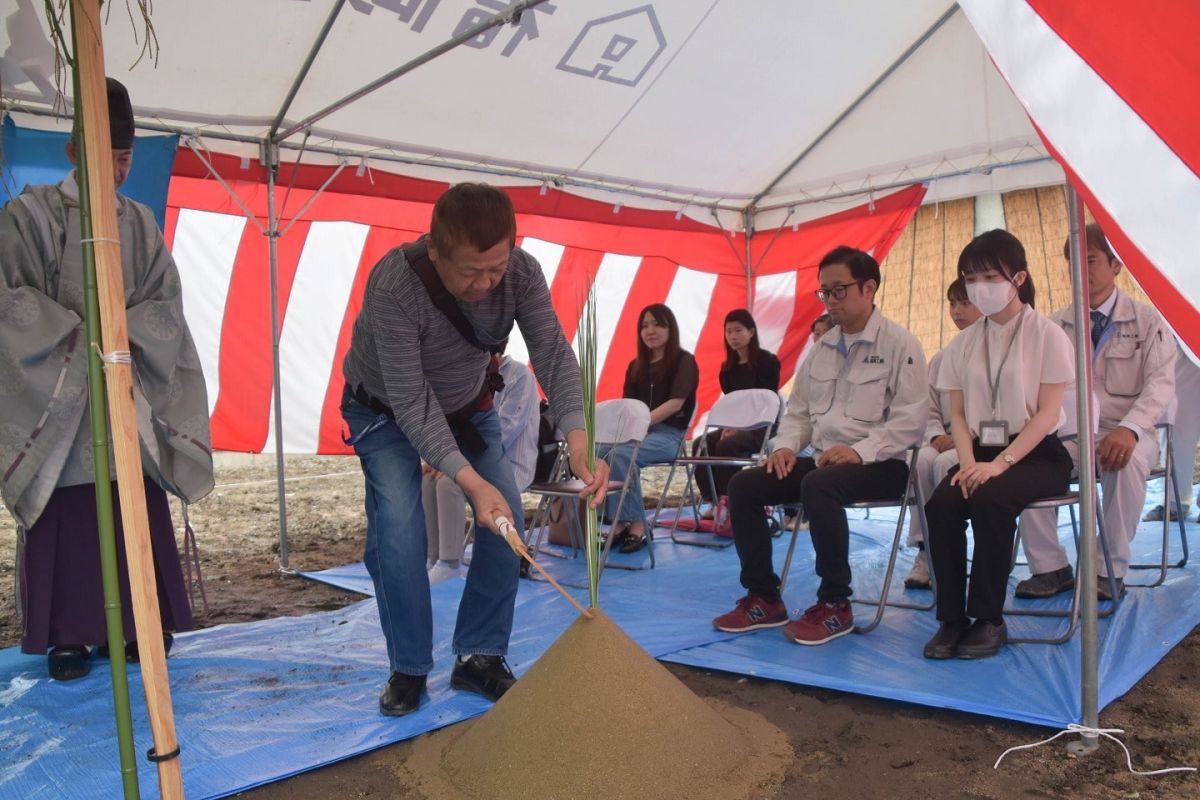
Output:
[1,118,177,229]
[1,488,1196,799]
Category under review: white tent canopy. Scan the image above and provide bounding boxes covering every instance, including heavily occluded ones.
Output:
[3,0,1064,228]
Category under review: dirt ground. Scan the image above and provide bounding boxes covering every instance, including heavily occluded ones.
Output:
[2,456,1198,800]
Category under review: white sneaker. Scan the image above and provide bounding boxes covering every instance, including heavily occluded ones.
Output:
[428,561,465,585]
[426,558,436,570]
[904,549,931,589]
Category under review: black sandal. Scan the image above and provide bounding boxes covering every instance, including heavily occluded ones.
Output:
[618,533,648,554]
[606,524,632,548]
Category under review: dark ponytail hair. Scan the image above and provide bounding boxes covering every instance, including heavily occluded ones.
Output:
[957,229,1036,308]
[721,308,761,373]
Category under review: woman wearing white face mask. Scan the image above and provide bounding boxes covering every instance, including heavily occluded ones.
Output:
[921,229,1075,661]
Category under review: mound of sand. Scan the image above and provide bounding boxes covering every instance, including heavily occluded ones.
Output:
[402,609,793,799]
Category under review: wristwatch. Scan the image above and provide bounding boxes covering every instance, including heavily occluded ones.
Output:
[1000,453,1015,466]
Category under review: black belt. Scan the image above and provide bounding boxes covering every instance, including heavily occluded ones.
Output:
[344,377,501,457]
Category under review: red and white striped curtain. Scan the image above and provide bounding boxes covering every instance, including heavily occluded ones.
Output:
[165,163,923,454]
[961,0,1200,358]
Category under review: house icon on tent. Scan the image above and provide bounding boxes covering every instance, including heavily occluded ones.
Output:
[557,5,667,87]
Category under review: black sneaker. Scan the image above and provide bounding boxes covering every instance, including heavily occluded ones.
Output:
[1014,566,1075,599]
[451,654,516,702]
[380,672,427,716]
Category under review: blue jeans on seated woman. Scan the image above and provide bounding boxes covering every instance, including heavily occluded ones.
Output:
[598,423,686,526]
[342,399,522,677]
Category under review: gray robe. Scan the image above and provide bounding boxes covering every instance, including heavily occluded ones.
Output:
[0,175,213,530]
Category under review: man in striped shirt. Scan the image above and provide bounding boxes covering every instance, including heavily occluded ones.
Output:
[341,183,608,717]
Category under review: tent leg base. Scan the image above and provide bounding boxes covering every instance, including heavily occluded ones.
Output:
[1065,734,1100,757]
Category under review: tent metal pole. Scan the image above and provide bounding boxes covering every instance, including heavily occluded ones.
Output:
[263,142,293,573]
[743,209,755,308]
[278,161,349,238]
[268,0,348,140]
[750,4,959,206]
[1064,184,1100,755]
[182,138,267,235]
[274,0,550,143]
[754,157,1056,214]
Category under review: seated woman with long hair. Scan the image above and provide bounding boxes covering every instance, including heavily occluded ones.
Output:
[601,303,699,553]
[694,309,781,513]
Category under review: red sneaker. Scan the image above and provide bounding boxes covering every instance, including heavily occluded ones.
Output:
[712,595,789,633]
[783,601,854,645]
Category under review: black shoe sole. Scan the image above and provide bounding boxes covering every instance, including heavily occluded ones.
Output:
[379,700,423,717]
[450,670,514,703]
[1013,580,1075,600]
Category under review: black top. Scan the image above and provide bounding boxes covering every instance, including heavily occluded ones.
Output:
[719,351,781,394]
[623,351,700,430]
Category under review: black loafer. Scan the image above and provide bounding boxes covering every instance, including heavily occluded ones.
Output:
[956,619,1007,660]
[451,654,516,702]
[47,646,91,681]
[380,672,427,716]
[618,534,648,554]
[923,620,970,659]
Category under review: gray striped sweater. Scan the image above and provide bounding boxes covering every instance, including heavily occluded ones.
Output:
[342,242,584,478]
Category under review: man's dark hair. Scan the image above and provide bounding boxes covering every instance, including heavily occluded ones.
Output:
[1063,222,1117,262]
[818,245,881,289]
[430,183,517,256]
[958,229,1036,308]
[810,313,832,333]
[946,277,968,302]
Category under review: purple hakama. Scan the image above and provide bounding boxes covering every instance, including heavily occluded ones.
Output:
[19,478,194,654]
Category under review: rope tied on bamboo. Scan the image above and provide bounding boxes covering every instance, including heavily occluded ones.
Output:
[80,236,120,244]
[91,342,132,368]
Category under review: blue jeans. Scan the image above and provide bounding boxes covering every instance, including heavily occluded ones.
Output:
[598,424,685,524]
[342,399,522,675]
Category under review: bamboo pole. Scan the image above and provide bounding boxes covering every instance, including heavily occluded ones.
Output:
[69,1,185,796]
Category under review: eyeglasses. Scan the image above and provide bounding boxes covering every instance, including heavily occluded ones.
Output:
[814,282,860,303]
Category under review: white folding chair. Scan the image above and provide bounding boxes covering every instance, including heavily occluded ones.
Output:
[526,399,655,579]
[657,389,783,548]
[778,448,932,634]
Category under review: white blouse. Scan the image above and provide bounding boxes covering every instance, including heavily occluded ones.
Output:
[936,305,1074,439]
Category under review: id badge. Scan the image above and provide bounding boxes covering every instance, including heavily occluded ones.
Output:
[979,420,1009,447]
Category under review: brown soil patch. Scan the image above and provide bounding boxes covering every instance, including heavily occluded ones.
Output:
[401,609,792,800]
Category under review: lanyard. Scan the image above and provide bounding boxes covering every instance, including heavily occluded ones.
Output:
[983,307,1025,419]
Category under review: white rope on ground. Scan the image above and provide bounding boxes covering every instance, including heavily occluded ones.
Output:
[213,470,361,490]
[994,723,1197,777]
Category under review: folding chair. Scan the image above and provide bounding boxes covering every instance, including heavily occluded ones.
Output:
[525,399,656,580]
[1128,414,1190,587]
[1006,493,1121,645]
[656,389,783,548]
[778,447,931,634]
